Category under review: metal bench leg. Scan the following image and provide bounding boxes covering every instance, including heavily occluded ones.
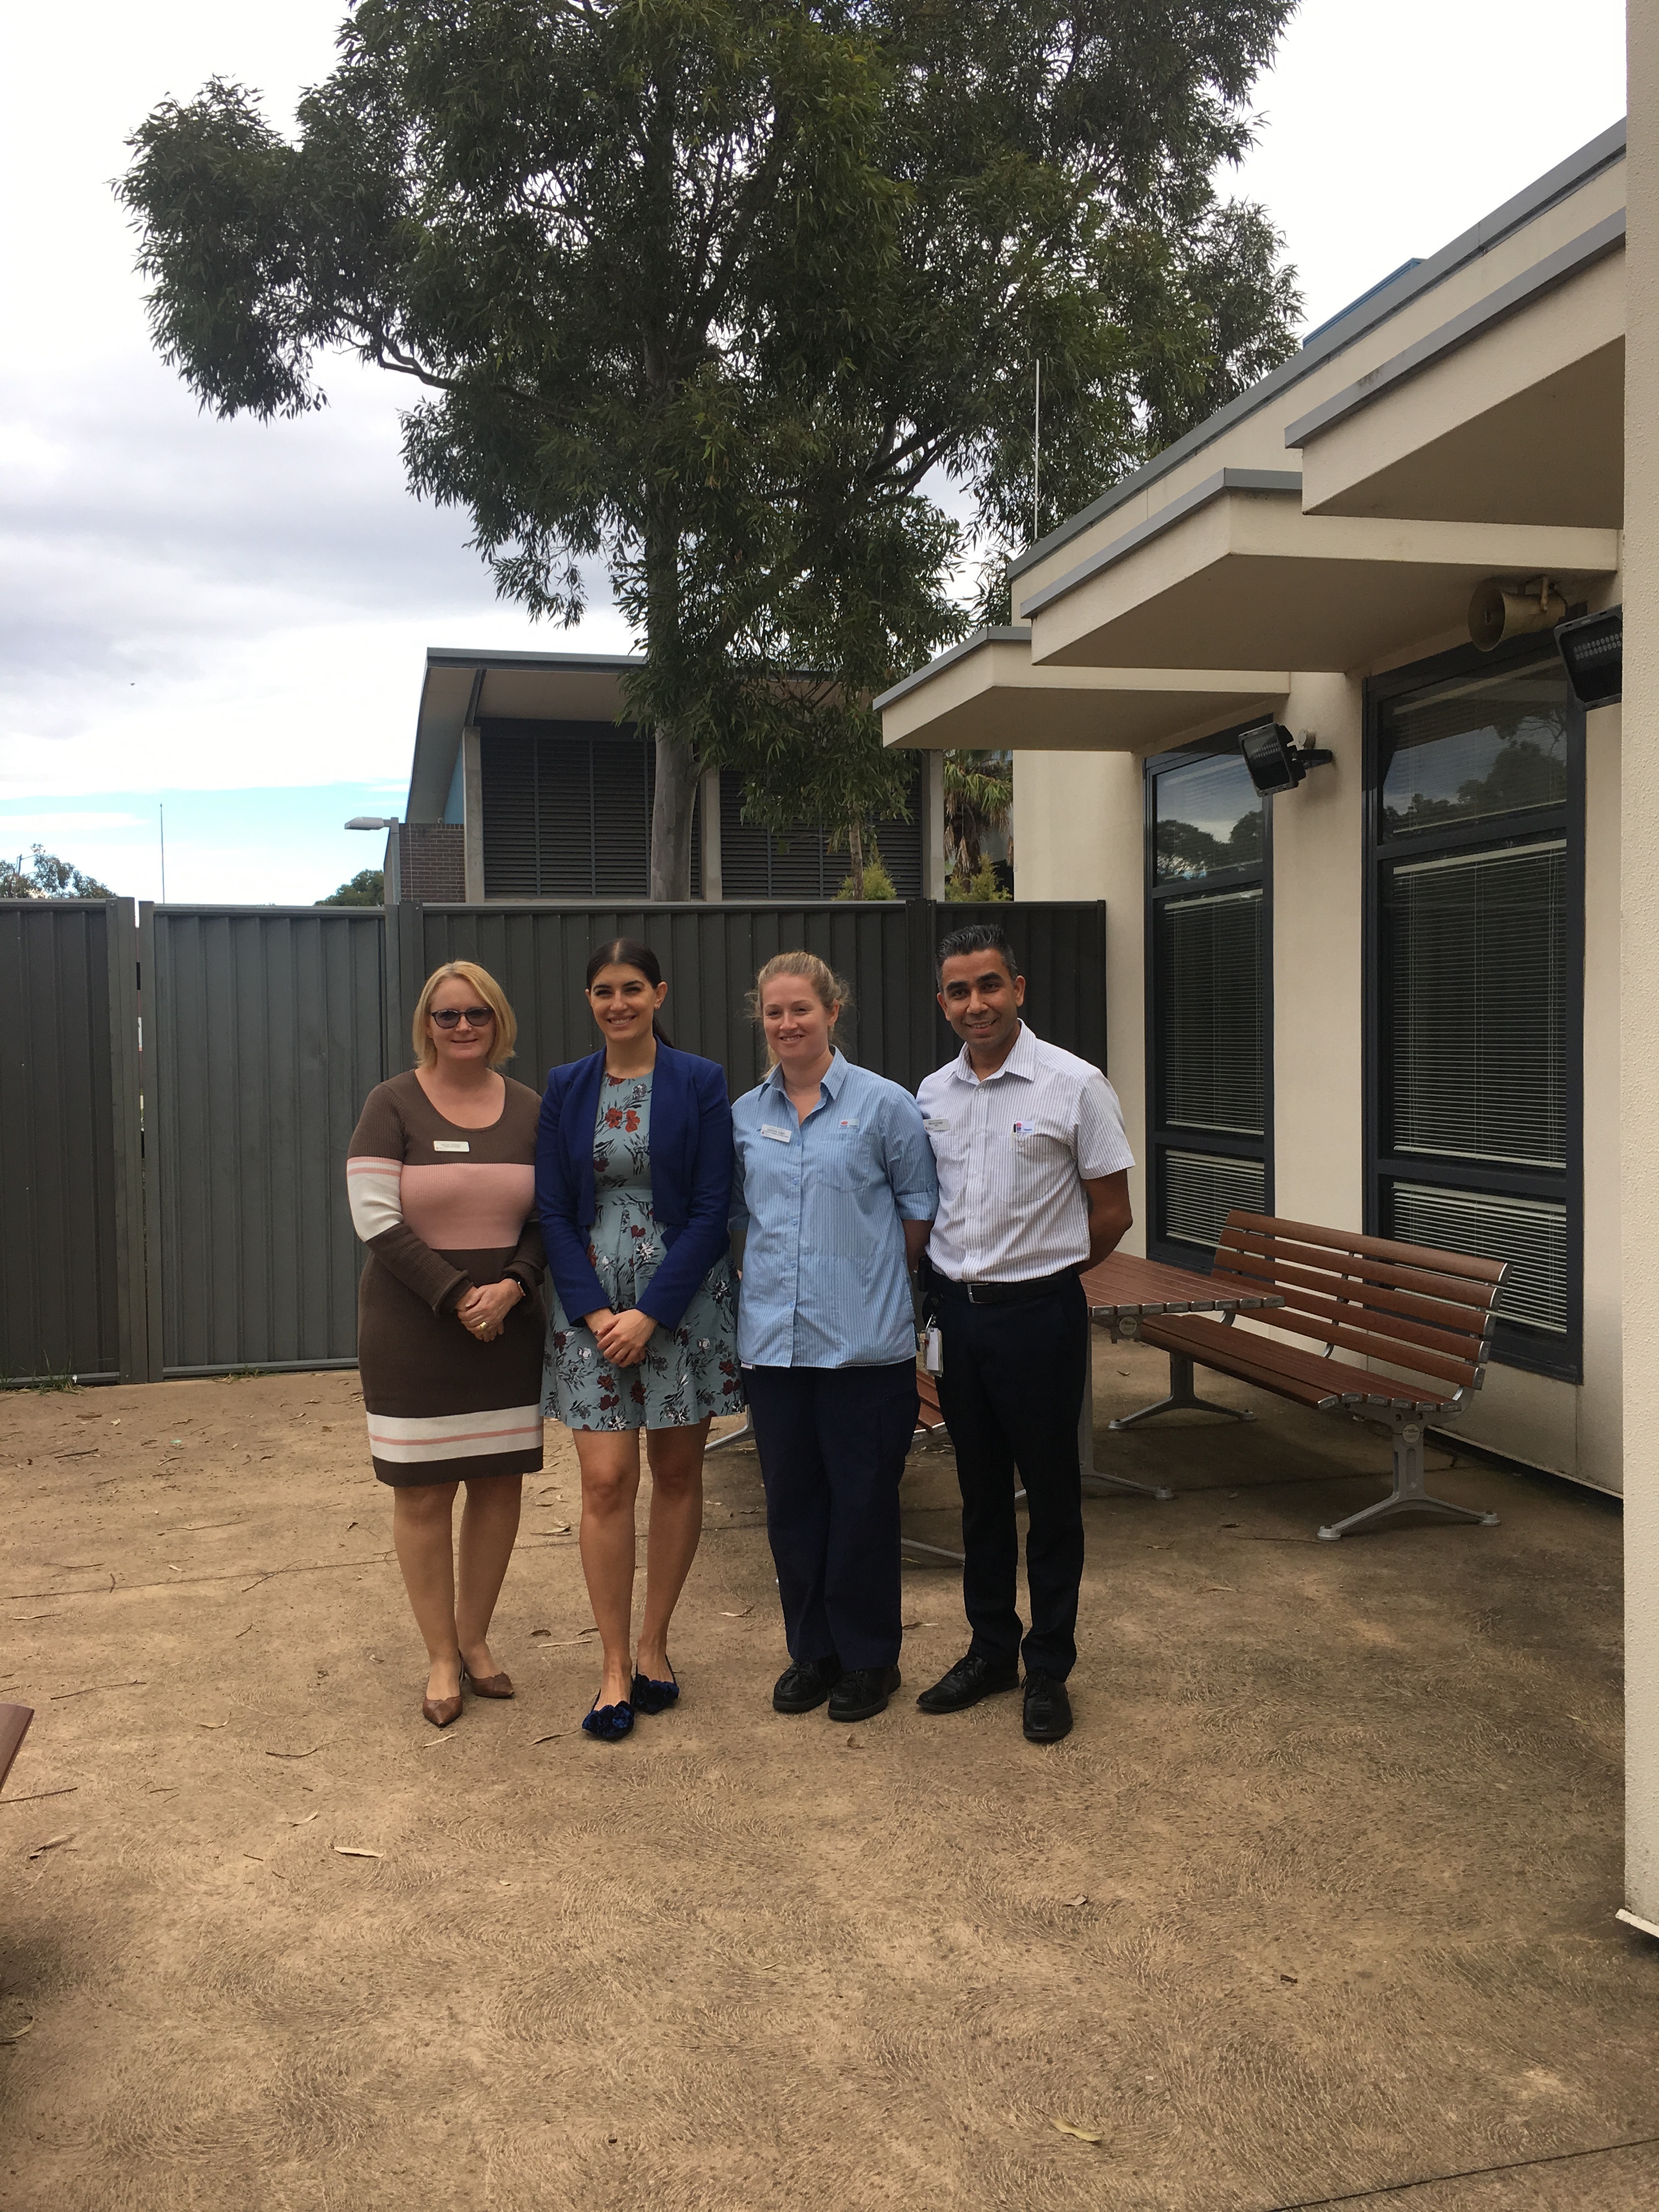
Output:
[1108,1353,1257,1433]
[1317,1410,1500,1541]
[1081,1329,1173,1500]
[704,1415,754,1455]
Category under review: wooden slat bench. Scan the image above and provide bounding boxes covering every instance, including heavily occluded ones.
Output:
[1113,1212,1508,1542]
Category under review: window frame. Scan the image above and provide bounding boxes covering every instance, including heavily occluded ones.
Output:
[1362,634,1586,1381]
[1142,728,1276,1271]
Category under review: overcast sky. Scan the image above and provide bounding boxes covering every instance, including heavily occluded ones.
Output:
[0,0,1627,904]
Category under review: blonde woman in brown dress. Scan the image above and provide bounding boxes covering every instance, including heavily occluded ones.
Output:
[347,961,546,1727]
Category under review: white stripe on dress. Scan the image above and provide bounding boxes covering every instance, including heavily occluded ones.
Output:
[346,1156,404,1241]
[365,1404,543,1462]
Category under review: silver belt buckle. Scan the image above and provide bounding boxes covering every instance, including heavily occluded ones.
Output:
[966,1279,987,1304]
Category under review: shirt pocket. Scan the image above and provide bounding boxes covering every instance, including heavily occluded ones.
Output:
[1008,1118,1071,1190]
[820,1124,877,1198]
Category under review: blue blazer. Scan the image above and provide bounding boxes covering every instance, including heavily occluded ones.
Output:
[536,1042,735,1333]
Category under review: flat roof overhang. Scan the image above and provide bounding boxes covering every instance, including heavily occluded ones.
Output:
[1019,472,1620,673]
[1285,213,1625,528]
[874,629,1288,753]
[408,648,642,820]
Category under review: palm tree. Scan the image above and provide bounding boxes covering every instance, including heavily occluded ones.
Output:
[943,752,1013,892]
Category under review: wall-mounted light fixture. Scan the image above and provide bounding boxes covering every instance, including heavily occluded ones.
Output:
[1553,605,1622,708]
[1238,720,1334,797]
[1469,575,1566,652]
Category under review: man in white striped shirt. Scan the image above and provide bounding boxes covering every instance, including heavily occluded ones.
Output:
[915,923,1133,1743]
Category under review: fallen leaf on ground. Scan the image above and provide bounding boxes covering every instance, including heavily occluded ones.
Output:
[289,1812,321,1825]
[333,1845,382,1859]
[1063,1895,1089,1908]
[1052,2121,1103,2146]
[196,1720,228,1730]
[0,2020,34,2044]
[266,1746,323,1760]
[533,1733,563,1745]
[530,1627,551,1638]
[27,1834,75,1859]
[719,1608,753,1618]
[1203,1584,1237,1593]
[843,1733,861,1748]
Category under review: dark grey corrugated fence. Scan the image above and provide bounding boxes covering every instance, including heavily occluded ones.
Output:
[0,900,145,1383]
[394,900,1107,1094]
[2,897,1105,1383]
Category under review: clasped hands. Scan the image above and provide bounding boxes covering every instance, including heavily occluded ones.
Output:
[455,1278,523,1344]
[583,1305,657,1368]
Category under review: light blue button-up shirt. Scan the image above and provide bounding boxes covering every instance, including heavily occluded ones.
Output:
[731,1049,938,1368]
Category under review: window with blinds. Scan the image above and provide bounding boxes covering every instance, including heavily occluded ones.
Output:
[1146,741,1269,1263]
[717,765,923,898]
[1369,648,1581,1369]
[479,723,699,899]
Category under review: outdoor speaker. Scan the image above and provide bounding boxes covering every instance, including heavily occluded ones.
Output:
[1469,576,1566,652]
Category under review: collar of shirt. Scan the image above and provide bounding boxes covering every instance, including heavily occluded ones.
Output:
[946,1020,1037,1088]
[762,1046,849,1111]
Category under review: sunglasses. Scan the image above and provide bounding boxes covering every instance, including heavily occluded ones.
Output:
[429,1006,496,1030]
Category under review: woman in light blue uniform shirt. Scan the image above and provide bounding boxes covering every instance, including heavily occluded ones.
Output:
[730,951,936,1726]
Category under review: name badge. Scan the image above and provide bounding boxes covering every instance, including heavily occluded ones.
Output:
[838,1118,859,1130]
[924,1117,950,1133]
[432,1139,471,1153]
[761,1123,792,1144]
[1012,1122,1035,1137]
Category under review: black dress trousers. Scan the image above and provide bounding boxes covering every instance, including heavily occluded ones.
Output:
[745,1361,920,1673]
[934,1274,1088,1680]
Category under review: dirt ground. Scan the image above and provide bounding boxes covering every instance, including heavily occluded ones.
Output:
[1,1344,1655,2212]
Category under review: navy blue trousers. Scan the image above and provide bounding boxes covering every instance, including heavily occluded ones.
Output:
[745,1361,919,1672]
[934,1276,1088,1680]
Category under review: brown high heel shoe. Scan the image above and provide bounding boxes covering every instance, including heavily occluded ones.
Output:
[462,1663,515,1700]
[423,1655,464,1727]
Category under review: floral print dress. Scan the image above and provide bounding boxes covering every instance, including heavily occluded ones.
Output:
[543,1071,743,1432]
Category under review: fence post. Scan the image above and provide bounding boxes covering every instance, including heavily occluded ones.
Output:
[136,902,166,1381]
[105,900,150,1383]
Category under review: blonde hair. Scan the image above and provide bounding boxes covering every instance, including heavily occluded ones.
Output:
[411,961,517,1070]
[747,951,853,1067]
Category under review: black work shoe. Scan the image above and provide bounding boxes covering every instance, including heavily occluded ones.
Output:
[773,1656,842,1714]
[827,1664,901,1723]
[1022,1673,1073,1744]
[916,1651,1020,1714]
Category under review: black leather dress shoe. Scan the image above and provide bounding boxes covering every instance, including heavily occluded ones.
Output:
[773,1656,842,1713]
[916,1651,1020,1714]
[828,1664,901,1723]
[1022,1673,1073,1743]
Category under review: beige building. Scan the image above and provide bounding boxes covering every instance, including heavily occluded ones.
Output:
[882,97,1659,1933]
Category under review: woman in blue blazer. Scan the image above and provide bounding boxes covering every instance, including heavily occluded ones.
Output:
[537,939,742,1741]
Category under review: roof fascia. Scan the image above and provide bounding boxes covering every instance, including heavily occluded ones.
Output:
[872,627,1031,712]
[1018,470,1301,620]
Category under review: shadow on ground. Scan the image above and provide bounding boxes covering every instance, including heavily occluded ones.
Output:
[0,1339,1651,2211]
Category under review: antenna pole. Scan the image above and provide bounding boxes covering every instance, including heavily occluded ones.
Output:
[159,803,167,904]
[1032,359,1041,542]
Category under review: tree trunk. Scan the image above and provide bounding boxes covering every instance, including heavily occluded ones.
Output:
[649,724,700,901]
[847,814,864,896]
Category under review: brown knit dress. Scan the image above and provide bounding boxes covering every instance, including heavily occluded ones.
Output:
[347,1070,546,1486]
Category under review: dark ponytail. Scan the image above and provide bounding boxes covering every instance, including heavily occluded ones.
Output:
[585,937,674,1046]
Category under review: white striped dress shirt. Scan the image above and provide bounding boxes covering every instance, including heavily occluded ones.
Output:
[918,1024,1133,1283]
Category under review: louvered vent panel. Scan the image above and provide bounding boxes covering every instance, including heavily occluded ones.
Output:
[479,729,541,896]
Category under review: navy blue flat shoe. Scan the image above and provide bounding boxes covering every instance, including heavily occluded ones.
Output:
[630,1662,679,1716]
[582,1696,635,1742]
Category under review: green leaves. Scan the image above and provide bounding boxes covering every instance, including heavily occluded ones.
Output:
[120,1,1300,891]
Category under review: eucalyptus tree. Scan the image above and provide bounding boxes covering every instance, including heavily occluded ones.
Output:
[122,0,1298,897]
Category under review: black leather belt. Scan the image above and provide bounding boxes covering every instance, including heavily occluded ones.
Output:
[931,1266,1080,1306]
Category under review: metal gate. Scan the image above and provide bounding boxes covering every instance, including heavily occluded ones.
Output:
[145,907,386,1375]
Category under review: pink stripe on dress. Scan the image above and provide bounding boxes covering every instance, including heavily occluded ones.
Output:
[398,1161,535,1251]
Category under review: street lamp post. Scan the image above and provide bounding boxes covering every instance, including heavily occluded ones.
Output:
[345,816,401,906]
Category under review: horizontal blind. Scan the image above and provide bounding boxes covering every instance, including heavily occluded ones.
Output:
[1162,1150,1267,1251]
[718,769,922,898]
[1385,840,1566,1167]
[1387,1181,1566,1336]
[1156,888,1263,1134]
[481,724,698,898]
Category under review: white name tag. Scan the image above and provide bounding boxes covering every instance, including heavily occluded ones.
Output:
[924,1118,950,1133]
[838,1118,859,1130]
[432,1139,471,1153]
[761,1124,792,1144]
[1012,1122,1035,1137]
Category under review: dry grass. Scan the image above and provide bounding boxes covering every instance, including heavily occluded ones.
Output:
[1,1347,1655,2211]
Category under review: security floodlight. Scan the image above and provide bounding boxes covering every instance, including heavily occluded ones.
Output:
[1554,606,1622,708]
[1238,720,1333,797]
